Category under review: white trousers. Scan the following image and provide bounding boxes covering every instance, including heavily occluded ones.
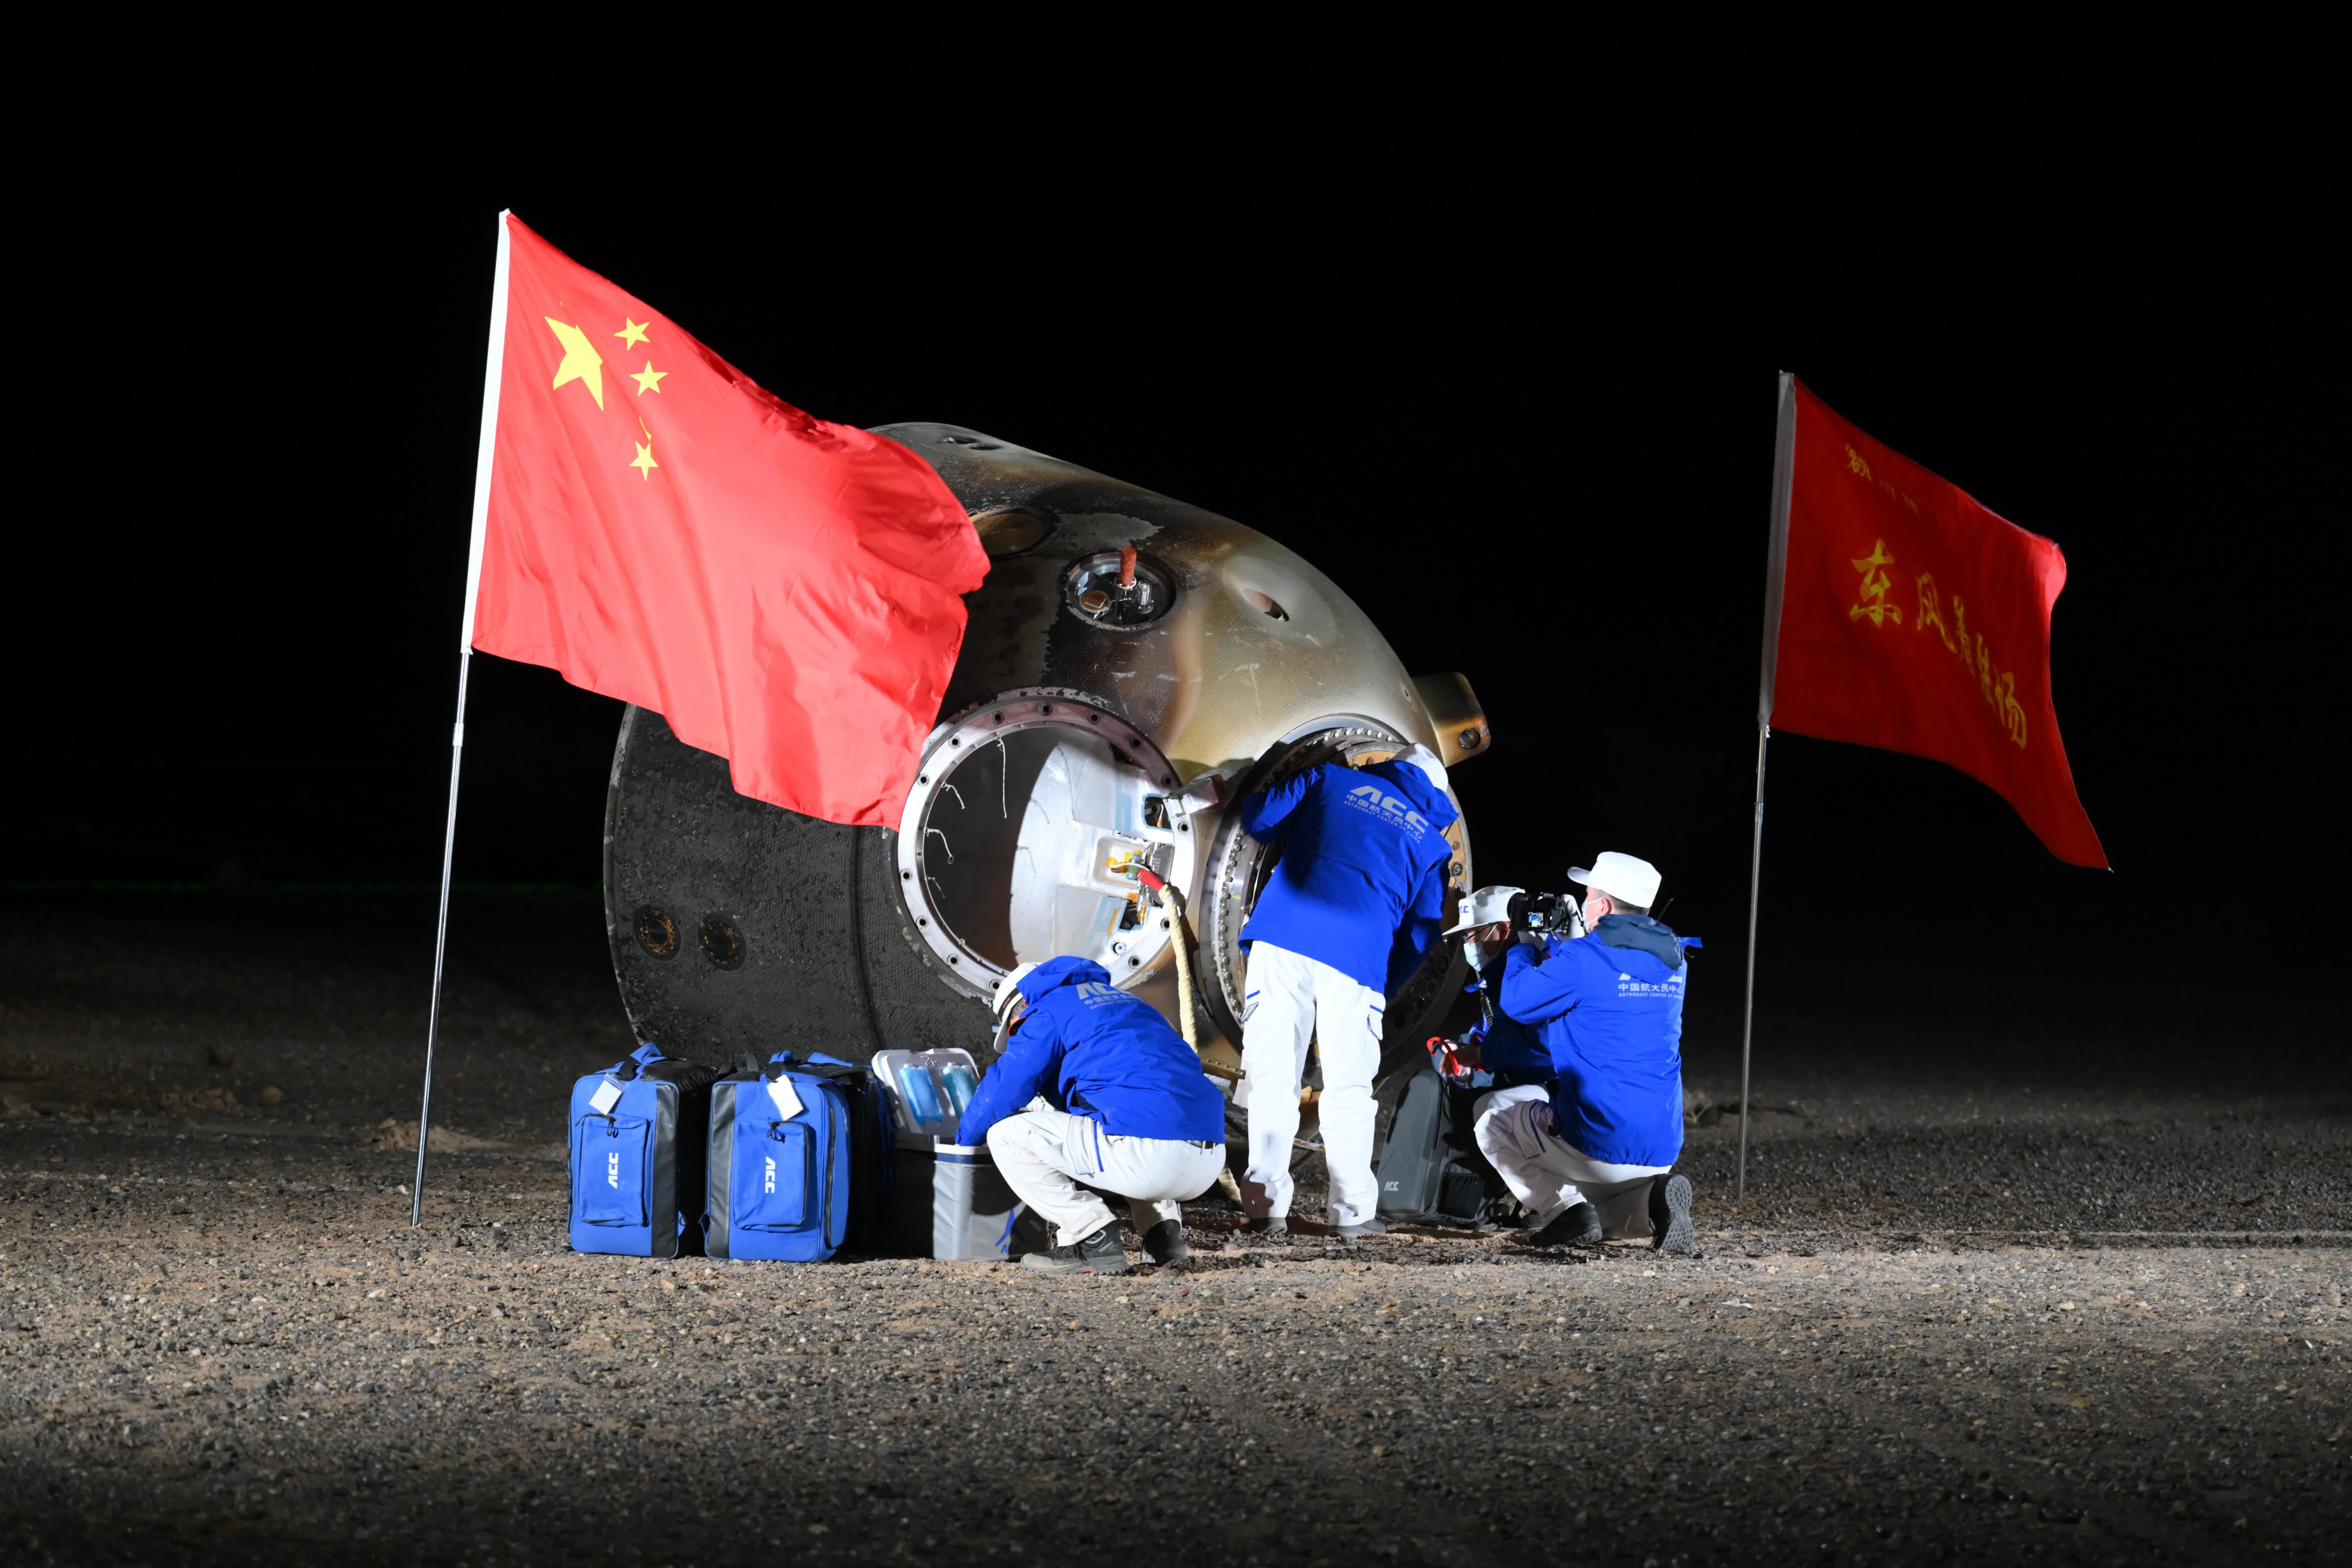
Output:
[1474,1093,1670,1238]
[1239,941,1383,1226]
[986,1107,1226,1247]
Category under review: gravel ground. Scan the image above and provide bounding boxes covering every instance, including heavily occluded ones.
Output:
[2,891,2347,1565]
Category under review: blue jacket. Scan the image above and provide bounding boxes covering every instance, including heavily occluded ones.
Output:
[1465,958,1551,1088]
[1235,758,1460,994]
[955,957,1228,1146]
[1496,914,1692,1167]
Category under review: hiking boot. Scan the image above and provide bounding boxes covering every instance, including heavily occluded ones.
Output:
[1528,1201,1603,1247]
[1142,1218,1189,1265]
[1334,1216,1388,1241]
[1650,1172,1695,1255]
[1019,1221,1131,1276]
[1243,1217,1288,1237]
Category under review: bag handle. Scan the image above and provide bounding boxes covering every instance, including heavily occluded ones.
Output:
[772,1059,868,1087]
[611,1042,676,1082]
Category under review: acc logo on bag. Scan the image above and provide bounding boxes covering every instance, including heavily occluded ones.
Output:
[606,1151,620,1189]
[764,1155,778,1194]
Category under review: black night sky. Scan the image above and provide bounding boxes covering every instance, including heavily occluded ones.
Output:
[13,103,2344,1063]
[9,71,2349,1567]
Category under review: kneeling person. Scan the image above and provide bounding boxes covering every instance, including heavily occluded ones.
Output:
[1470,852,1696,1253]
[956,957,1229,1276]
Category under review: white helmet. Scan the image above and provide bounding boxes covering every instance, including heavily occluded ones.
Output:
[1396,742,1450,796]
[1441,884,1523,937]
[992,961,1041,1020]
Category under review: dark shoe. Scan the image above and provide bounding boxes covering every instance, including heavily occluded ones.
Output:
[1019,1221,1131,1275]
[1243,1217,1288,1237]
[1650,1173,1695,1255]
[1478,1198,1531,1232]
[1333,1216,1387,1241]
[1528,1201,1603,1247]
[1142,1218,1189,1264]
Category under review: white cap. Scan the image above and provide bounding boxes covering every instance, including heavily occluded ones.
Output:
[1568,852,1661,911]
[1396,743,1449,796]
[1442,884,1523,937]
[992,961,1041,1019]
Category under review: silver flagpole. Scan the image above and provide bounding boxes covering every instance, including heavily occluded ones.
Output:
[413,652,473,1226]
[414,210,514,1228]
[1737,721,1768,1200]
[1740,371,1798,1202]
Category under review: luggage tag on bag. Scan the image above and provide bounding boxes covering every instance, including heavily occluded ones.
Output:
[588,1078,624,1115]
[764,1075,804,1121]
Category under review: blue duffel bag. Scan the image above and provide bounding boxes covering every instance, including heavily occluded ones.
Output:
[706,1053,893,1262]
[568,1044,721,1258]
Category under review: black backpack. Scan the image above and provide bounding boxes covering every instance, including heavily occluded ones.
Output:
[1373,1061,1503,1227]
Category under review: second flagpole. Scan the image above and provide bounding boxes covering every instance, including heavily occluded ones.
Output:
[413,210,514,1227]
[1740,371,1797,1202]
[1736,721,1768,1199]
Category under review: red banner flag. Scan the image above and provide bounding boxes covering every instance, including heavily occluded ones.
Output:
[1760,375,2106,866]
[460,213,988,826]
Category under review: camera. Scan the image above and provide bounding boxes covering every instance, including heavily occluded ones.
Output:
[1507,889,1585,939]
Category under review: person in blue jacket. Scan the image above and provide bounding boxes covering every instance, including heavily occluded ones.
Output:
[1235,743,1458,1239]
[957,956,1228,1276]
[1439,884,1559,1142]
[1467,851,1697,1253]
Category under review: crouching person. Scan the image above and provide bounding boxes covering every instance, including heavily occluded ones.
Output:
[1467,853,1696,1254]
[956,957,1229,1276]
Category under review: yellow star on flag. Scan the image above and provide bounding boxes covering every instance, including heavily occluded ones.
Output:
[631,361,668,396]
[615,318,651,349]
[545,318,606,409]
[631,438,659,480]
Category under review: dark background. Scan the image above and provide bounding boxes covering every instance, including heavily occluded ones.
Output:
[11,99,2343,1076]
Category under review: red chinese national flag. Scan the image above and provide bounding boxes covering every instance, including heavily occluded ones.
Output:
[461,213,987,826]
[1761,375,2106,867]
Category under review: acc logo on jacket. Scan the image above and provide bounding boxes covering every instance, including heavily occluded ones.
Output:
[1073,981,1124,1008]
[1343,783,1430,834]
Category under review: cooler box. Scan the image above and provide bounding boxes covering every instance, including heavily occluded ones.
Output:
[871,1048,1045,1259]
[930,1140,1050,1261]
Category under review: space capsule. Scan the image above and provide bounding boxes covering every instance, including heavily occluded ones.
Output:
[601,424,1491,1100]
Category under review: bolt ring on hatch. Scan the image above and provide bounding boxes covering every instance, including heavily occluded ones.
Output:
[895,689,1198,1002]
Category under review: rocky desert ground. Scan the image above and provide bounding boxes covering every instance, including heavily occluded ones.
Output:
[3,890,2345,1565]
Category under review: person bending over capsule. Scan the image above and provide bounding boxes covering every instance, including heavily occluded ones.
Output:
[1235,742,1459,1240]
[957,957,1229,1276]
[1459,852,1697,1253]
